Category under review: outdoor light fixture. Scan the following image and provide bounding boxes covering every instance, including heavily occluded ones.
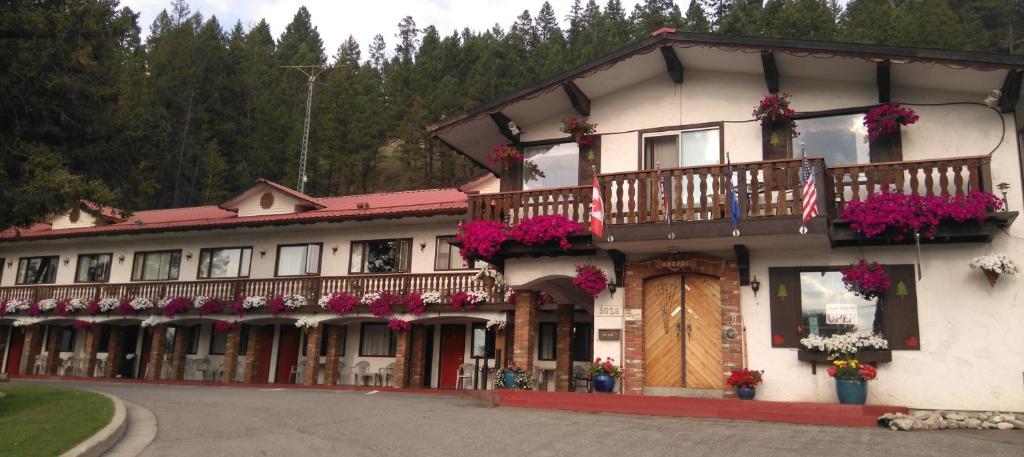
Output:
[750,275,761,297]
[419,241,427,251]
[331,245,339,254]
[984,89,1002,108]
[607,282,617,296]
[997,182,1010,206]
[185,252,193,261]
[259,249,267,258]
[117,255,125,264]
[5,261,11,268]
[63,257,70,265]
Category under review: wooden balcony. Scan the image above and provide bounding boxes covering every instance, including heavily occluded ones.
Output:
[0,272,499,306]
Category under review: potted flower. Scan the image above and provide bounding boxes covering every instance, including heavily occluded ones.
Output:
[508,214,582,250]
[451,290,488,311]
[840,259,890,300]
[456,220,508,262]
[560,115,597,151]
[828,358,878,405]
[863,102,918,141]
[387,317,411,333]
[587,357,623,393]
[474,265,505,290]
[488,144,523,164]
[572,264,608,297]
[726,369,764,400]
[969,253,1018,287]
[753,93,798,146]
[493,361,535,390]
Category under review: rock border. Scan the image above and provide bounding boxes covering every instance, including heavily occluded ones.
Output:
[59,390,128,457]
[879,410,1024,431]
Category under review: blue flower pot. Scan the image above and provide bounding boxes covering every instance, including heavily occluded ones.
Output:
[736,386,756,400]
[835,379,867,405]
[503,372,518,389]
[592,374,615,393]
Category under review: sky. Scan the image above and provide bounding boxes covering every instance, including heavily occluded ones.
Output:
[121,0,650,60]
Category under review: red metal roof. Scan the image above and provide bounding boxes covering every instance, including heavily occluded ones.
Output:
[1,188,467,241]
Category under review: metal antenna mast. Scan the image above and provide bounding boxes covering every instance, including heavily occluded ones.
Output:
[282,65,327,193]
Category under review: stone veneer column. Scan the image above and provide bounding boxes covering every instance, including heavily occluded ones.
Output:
[104,326,122,378]
[512,290,537,374]
[83,325,101,378]
[19,325,42,375]
[242,326,263,383]
[302,325,322,385]
[145,324,167,381]
[45,325,62,375]
[392,329,411,388]
[169,326,188,381]
[221,324,241,383]
[555,303,573,392]
[407,325,427,388]
[322,326,341,386]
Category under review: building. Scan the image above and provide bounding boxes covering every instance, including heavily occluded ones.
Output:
[3,31,1023,412]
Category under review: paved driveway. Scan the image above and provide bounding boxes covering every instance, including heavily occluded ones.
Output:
[17,381,1024,457]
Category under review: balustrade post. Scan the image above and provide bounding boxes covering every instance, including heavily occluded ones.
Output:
[814,159,829,221]
[736,165,749,218]
[979,159,993,193]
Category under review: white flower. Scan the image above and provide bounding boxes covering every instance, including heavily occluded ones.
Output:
[360,292,381,305]
[4,299,30,313]
[969,254,1018,275]
[801,332,888,358]
[157,297,172,308]
[193,296,212,309]
[13,318,34,327]
[420,291,442,305]
[129,297,154,310]
[66,298,89,312]
[466,290,489,305]
[486,318,506,330]
[474,265,506,288]
[36,299,58,312]
[242,296,266,309]
[97,297,120,312]
[295,316,319,329]
[317,294,331,308]
[283,294,307,309]
[141,316,162,327]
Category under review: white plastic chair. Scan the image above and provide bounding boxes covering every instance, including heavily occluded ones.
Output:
[352,361,374,386]
[194,358,211,381]
[335,360,347,386]
[455,363,475,389]
[379,363,396,387]
[94,358,107,377]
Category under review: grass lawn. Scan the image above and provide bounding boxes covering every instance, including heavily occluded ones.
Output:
[0,384,114,457]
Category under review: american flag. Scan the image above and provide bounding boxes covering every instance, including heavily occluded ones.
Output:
[800,152,818,226]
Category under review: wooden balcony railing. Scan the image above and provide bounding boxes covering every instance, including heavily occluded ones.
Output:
[0,272,492,304]
[468,185,591,225]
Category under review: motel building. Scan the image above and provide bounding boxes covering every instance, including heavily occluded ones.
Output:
[3,31,1024,414]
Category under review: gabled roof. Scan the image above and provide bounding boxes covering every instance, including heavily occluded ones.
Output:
[1,187,468,242]
[79,200,126,222]
[219,178,326,211]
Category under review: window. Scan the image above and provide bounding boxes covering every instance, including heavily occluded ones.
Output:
[276,243,321,276]
[187,326,200,355]
[537,323,557,361]
[643,126,721,169]
[301,328,330,357]
[131,250,181,281]
[198,247,252,279]
[349,239,411,274]
[209,328,228,355]
[471,323,495,358]
[239,325,251,355]
[523,142,580,190]
[799,270,881,338]
[793,113,870,166]
[164,327,176,354]
[359,323,396,357]
[571,323,593,362]
[58,327,76,352]
[97,325,111,353]
[16,256,58,284]
[434,236,485,271]
[75,253,112,283]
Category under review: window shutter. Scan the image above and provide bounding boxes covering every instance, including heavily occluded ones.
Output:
[305,244,320,275]
[761,123,793,160]
[869,126,902,163]
[578,136,601,184]
[499,149,524,192]
[882,264,920,350]
[768,267,801,348]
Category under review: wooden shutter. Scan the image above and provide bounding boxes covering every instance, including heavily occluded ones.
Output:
[578,136,601,184]
[768,267,801,348]
[761,123,793,160]
[882,264,920,350]
[869,126,903,163]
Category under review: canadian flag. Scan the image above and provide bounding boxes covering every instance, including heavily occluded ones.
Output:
[590,175,604,237]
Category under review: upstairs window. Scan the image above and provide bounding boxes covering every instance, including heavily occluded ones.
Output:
[131,250,181,281]
[350,239,411,274]
[435,236,485,271]
[643,125,721,169]
[276,243,321,276]
[16,256,59,284]
[198,247,252,279]
[75,253,112,283]
[793,113,870,166]
[523,142,580,190]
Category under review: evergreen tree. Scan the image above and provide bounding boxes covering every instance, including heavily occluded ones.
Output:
[683,1,712,33]
[840,0,900,45]
[630,0,683,38]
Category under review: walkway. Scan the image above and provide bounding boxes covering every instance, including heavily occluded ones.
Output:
[15,380,1024,457]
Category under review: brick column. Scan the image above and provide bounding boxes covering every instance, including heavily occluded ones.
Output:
[408,325,427,388]
[302,325,322,385]
[555,303,574,391]
[720,261,744,397]
[45,326,62,375]
[623,265,645,395]
[512,290,537,374]
[392,329,411,388]
[242,326,263,383]
[323,326,341,386]
[83,325,100,378]
[222,324,241,383]
[169,326,188,381]
[20,325,42,375]
[145,324,167,381]
[104,326,122,378]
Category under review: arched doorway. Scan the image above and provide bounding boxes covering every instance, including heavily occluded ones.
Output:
[643,274,723,392]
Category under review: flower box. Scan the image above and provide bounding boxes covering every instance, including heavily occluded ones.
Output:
[797,349,891,375]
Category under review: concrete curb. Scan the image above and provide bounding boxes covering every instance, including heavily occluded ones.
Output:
[60,390,128,457]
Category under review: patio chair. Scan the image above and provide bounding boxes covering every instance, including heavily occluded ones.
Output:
[572,365,592,392]
[352,361,374,386]
[194,358,211,381]
[379,363,396,387]
[61,356,78,376]
[455,363,475,390]
[335,360,347,386]
[94,358,107,377]
[291,360,306,384]
[33,355,46,375]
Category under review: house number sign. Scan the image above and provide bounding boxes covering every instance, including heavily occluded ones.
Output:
[596,305,623,317]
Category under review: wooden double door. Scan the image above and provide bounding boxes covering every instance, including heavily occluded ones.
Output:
[643,274,723,390]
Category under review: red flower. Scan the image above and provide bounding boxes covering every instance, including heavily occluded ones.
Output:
[840,259,890,300]
[508,215,581,249]
[572,264,608,297]
[864,102,918,141]
[827,366,837,377]
[456,220,508,262]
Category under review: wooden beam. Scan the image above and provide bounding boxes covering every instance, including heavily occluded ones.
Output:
[760,50,779,94]
[489,112,519,142]
[659,46,684,84]
[999,69,1022,114]
[876,60,891,103]
[562,81,591,116]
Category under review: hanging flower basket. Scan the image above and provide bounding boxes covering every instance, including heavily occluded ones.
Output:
[864,102,918,141]
[318,292,359,315]
[573,264,608,297]
[488,144,523,164]
[560,115,597,147]
[387,318,411,333]
[969,253,1018,287]
[840,259,890,300]
[753,93,798,132]
[456,220,508,262]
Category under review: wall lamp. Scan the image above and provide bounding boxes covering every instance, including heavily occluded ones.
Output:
[185,252,193,261]
[259,249,267,258]
[331,245,339,254]
[117,255,125,264]
[419,241,427,251]
[607,282,618,296]
[63,257,70,265]
[750,275,761,298]
[996,182,1010,206]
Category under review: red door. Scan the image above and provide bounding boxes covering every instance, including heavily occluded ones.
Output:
[255,326,275,383]
[138,329,152,379]
[438,325,466,388]
[5,327,25,375]
[275,325,301,384]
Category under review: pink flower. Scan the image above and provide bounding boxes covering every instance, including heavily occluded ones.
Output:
[387,318,411,333]
[72,320,93,331]
[573,264,608,297]
[268,295,287,316]
[843,187,1003,241]
[403,292,426,316]
[457,220,508,262]
[508,215,581,249]
[841,259,890,300]
[162,296,193,318]
[370,292,398,318]
[323,292,359,315]
[213,320,236,335]
[864,102,918,140]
